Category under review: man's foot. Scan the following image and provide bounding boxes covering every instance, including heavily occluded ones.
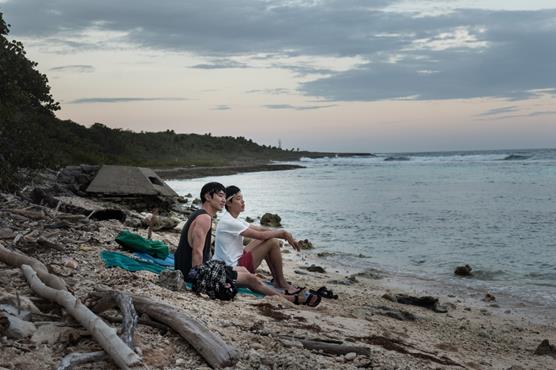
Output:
[272,279,305,295]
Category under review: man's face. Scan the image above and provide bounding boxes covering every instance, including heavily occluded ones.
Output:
[209,190,226,211]
[227,192,245,213]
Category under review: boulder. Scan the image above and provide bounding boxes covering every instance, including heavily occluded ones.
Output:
[260,213,282,227]
[298,239,314,250]
[158,270,185,291]
[454,264,473,277]
[534,339,556,357]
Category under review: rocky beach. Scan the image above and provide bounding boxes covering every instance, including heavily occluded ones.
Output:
[1,167,555,370]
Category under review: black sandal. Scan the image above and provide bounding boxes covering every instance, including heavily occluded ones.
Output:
[310,286,338,299]
[293,292,322,307]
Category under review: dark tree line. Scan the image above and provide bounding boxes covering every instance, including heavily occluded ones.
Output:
[0,12,312,192]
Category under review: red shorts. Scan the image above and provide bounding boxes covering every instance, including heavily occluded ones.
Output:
[238,250,255,273]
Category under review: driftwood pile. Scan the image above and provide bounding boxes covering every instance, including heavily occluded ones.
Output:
[0,192,238,369]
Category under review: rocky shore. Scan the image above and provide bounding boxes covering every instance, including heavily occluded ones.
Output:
[1,172,555,369]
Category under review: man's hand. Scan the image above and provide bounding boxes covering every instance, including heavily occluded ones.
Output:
[282,231,300,251]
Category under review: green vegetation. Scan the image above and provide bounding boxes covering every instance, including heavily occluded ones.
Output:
[0,12,325,192]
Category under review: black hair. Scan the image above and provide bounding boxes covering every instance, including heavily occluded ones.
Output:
[200,182,225,203]
[225,185,241,211]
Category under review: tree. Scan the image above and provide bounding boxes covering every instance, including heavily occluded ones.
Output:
[0,12,59,116]
[0,12,60,191]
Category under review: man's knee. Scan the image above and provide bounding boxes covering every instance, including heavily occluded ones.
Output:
[238,271,259,287]
[270,238,281,249]
[234,266,249,273]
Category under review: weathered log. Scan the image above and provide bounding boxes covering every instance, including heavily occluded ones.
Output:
[0,244,67,290]
[280,336,371,356]
[90,291,138,350]
[1,208,47,220]
[20,265,145,370]
[94,290,239,369]
[57,291,140,370]
[57,351,106,370]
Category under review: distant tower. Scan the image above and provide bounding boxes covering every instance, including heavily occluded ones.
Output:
[278,139,282,149]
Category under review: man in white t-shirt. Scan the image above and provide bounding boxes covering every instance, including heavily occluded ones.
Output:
[213,185,304,296]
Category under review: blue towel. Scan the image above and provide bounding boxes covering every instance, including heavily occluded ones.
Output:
[134,252,175,267]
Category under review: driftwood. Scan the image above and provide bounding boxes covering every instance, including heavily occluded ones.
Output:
[20,265,145,370]
[0,243,67,290]
[90,291,138,350]
[57,351,106,370]
[94,290,239,369]
[57,291,140,370]
[363,335,464,367]
[280,336,371,356]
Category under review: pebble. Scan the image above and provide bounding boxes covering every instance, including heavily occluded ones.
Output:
[344,352,357,361]
[175,358,185,365]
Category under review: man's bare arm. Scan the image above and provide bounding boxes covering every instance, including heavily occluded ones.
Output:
[189,214,212,267]
[241,227,300,251]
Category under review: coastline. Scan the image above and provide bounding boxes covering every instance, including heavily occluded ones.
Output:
[155,163,305,180]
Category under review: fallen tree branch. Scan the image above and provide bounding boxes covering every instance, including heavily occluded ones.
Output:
[57,351,106,370]
[0,244,67,290]
[20,264,145,370]
[363,335,464,367]
[279,336,371,356]
[90,291,138,350]
[93,290,239,369]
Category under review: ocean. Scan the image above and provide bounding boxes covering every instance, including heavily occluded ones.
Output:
[167,148,556,312]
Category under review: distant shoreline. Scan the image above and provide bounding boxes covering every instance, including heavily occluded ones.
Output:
[155,163,305,180]
[155,152,374,180]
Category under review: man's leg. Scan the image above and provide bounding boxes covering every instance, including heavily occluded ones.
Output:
[234,267,319,306]
[245,238,292,291]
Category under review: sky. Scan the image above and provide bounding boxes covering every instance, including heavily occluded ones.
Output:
[1,0,556,152]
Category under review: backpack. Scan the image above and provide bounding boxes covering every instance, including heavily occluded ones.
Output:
[191,260,238,301]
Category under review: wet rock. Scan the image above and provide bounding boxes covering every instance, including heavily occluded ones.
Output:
[482,293,496,302]
[454,264,473,277]
[298,239,314,250]
[317,252,336,258]
[367,305,416,321]
[303,264,326,273]
[245,216,255,223]
[383,293,448,313]
[158,270,185,291]
[260,213,282,227]
[534,339,556,357]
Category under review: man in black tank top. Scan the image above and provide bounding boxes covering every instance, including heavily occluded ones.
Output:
[175,182,226,281]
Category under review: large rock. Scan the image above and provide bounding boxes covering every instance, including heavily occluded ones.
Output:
[534,339,556,357]
[158,270,185,291]
[454,264,473,277]
[260,213,282,227]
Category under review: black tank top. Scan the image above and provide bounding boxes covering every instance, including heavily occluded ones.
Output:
[174,208,212,278]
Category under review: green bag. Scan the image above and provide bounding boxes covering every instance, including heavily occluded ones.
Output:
[115,230,169,259]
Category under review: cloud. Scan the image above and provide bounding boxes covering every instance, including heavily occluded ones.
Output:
[478,106,518,117]
[245,88,291,95]
[263,104,336,110]
[190,59,250,69]
[212,105,231,110]
[3,1,556,102]
[49,64,95,73]
[67,97,188,104]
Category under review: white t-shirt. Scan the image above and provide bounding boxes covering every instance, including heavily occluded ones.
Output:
[213,211,250,266]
